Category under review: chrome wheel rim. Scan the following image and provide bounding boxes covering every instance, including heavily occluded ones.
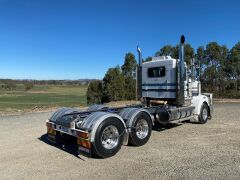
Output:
[202,108,208,120]
[136,119,149,139]
[101,125,119,149]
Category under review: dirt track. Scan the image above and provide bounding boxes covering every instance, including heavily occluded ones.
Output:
[0,103,240,180]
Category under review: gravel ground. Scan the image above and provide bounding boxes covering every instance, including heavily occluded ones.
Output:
[0,103,240,180]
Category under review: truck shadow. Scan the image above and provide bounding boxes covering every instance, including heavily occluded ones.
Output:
[38,134,86,160]
[152,120,189,132]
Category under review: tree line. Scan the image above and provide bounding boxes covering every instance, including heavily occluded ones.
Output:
[0,79,92,92]
[87,41,240,104]
[87,53,137,104]
[0,79,34,91]
[0,79,95,86]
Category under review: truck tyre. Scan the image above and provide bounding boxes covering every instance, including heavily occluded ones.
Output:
[198,103,209,124]
[129,112,152,146]
[92,117,125,158]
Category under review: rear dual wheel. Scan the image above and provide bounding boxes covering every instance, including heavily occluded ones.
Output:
[92,117,125,158]
[129,112,152,146]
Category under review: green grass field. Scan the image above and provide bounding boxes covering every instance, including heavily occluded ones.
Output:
[0,84,87,113]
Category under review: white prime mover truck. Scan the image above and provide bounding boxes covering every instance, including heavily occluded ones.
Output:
[46,36,213,158]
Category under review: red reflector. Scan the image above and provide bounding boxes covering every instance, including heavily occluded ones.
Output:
[46,122,52,128]
[77,131,89,139]
[77,138,91,149]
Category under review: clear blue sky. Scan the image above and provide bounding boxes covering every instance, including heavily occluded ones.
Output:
[0,0,239,80]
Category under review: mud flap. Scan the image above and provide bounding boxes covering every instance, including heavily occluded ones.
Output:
[47,128,57,143]
[77,138,92,157]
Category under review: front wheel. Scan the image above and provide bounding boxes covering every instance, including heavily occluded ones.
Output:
[92,117,125,158]
[198,103,209,124]
[129,112,152,146]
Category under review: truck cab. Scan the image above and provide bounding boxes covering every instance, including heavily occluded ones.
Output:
[142,56,178,100]
[140,54,213,123]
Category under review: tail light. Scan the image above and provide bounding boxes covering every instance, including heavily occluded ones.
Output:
[46,121,56,136]
[46,121,55,132]
[77,138,91,149]
[77,131,89,139]
[46,121,53,129]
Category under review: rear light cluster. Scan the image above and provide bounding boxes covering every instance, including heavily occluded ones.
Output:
[77,131,91,149]
[77,138,91,149]
[46,121,54,130]
[77,131,89,139]
[46,121,56,137]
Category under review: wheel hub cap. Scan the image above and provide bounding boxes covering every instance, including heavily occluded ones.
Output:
[202,108,208,120]
[135,119,149,139]
[101,125,119,149]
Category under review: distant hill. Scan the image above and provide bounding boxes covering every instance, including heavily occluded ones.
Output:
[0,78,99,86]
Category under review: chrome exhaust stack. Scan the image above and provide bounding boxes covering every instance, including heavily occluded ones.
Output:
[137,46,142,100]
[176,35,186,106]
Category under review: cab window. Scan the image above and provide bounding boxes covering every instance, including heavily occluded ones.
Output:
[148,67,165,78]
